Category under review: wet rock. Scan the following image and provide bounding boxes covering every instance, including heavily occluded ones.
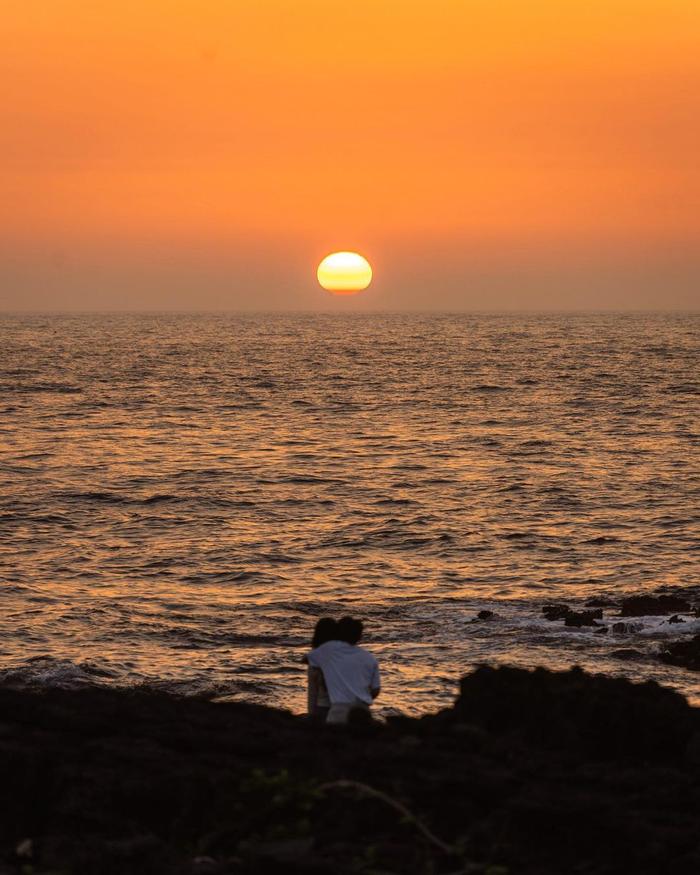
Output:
[620,595,692,617]
[471,610,495,622]
[659,634,700,671]
[542,604,604,627]
[564,609,603,627]
[594,626,608,634]
[612,622,644,634]
[542,604,570,621]
[668,615,685,624]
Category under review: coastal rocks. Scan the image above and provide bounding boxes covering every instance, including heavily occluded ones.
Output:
[612,622,644,635]
[542,604,603,627]
[659,634,700,671]
[542,597,696,635]
[564,609,603,628]
[453,665,694,762]
[0,668,698,874]
[470,610,495,622]
[620,595,692,617]
[542,604,570,621]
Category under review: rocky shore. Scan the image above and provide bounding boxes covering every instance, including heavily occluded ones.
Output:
[0,668,700,875]
[1,666,699,875]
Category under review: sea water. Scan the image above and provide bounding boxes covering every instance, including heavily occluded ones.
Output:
[0,312,698,713]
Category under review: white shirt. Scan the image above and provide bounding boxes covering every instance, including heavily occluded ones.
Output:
[307,640,380,706]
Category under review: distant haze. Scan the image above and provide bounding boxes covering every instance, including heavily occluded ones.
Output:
[1,1,699,311]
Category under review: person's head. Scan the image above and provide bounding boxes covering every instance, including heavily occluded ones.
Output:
[337,616,363,645]
[312,617,338,649]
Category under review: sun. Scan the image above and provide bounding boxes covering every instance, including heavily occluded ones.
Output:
[317,252,372,294]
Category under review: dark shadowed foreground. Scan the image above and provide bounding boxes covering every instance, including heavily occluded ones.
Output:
[1,666,699,875]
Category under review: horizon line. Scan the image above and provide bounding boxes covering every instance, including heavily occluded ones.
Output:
[1,308,698,317]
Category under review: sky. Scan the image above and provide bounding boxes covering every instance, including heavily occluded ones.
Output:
[1,1,699,310]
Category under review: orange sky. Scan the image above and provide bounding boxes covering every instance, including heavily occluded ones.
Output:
[1,1,699,309]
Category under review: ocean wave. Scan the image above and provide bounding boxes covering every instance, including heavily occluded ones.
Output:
[0,657,119,690]
[0,382,82,394]
[1,311,698,712]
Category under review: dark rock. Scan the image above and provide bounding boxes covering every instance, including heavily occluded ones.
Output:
[542,604,570,621]
[668,615,685,624]
[475,610,494,620]
[452,665,693,761]
[542,605,604,626]
[659,634,700,671]
[564,609,603,627]
[620,595,692,617]
[0,668,698,875]
[612,622,644,634]
[594,626,608,634]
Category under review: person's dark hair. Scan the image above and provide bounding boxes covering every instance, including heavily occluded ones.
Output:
[312,617,338,649]
[337,616,363,645]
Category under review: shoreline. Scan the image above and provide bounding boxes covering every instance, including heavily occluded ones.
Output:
[2,593,698,715]
[2,664,698,874]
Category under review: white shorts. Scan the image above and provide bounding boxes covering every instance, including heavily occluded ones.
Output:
[326,701,370,725]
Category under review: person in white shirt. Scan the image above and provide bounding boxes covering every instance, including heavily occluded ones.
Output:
[307,616,380,725]
[305,617,338,722]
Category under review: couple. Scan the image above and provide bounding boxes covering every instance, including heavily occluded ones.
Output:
[305,616,380,725]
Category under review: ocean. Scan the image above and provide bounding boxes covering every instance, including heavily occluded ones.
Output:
[1,312,698,713]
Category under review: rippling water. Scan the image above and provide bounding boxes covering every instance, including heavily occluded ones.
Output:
[0,312,698,712]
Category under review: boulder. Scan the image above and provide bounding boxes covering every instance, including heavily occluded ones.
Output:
[659,634,700,671]
[542,604,570,621]
[542,604,605,627]
[612,622,644,634]
[564,610,603,628]
[469,610,497,622]
[620,595,691,617]
[453,665,694,762]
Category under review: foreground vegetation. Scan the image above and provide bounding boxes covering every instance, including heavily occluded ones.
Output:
[1,666,698,874]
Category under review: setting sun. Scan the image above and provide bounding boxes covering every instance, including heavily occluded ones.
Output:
[317,252,373,294]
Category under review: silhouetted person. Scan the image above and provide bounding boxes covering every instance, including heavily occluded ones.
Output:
[305,617,337,722]
[307,615,380,724]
